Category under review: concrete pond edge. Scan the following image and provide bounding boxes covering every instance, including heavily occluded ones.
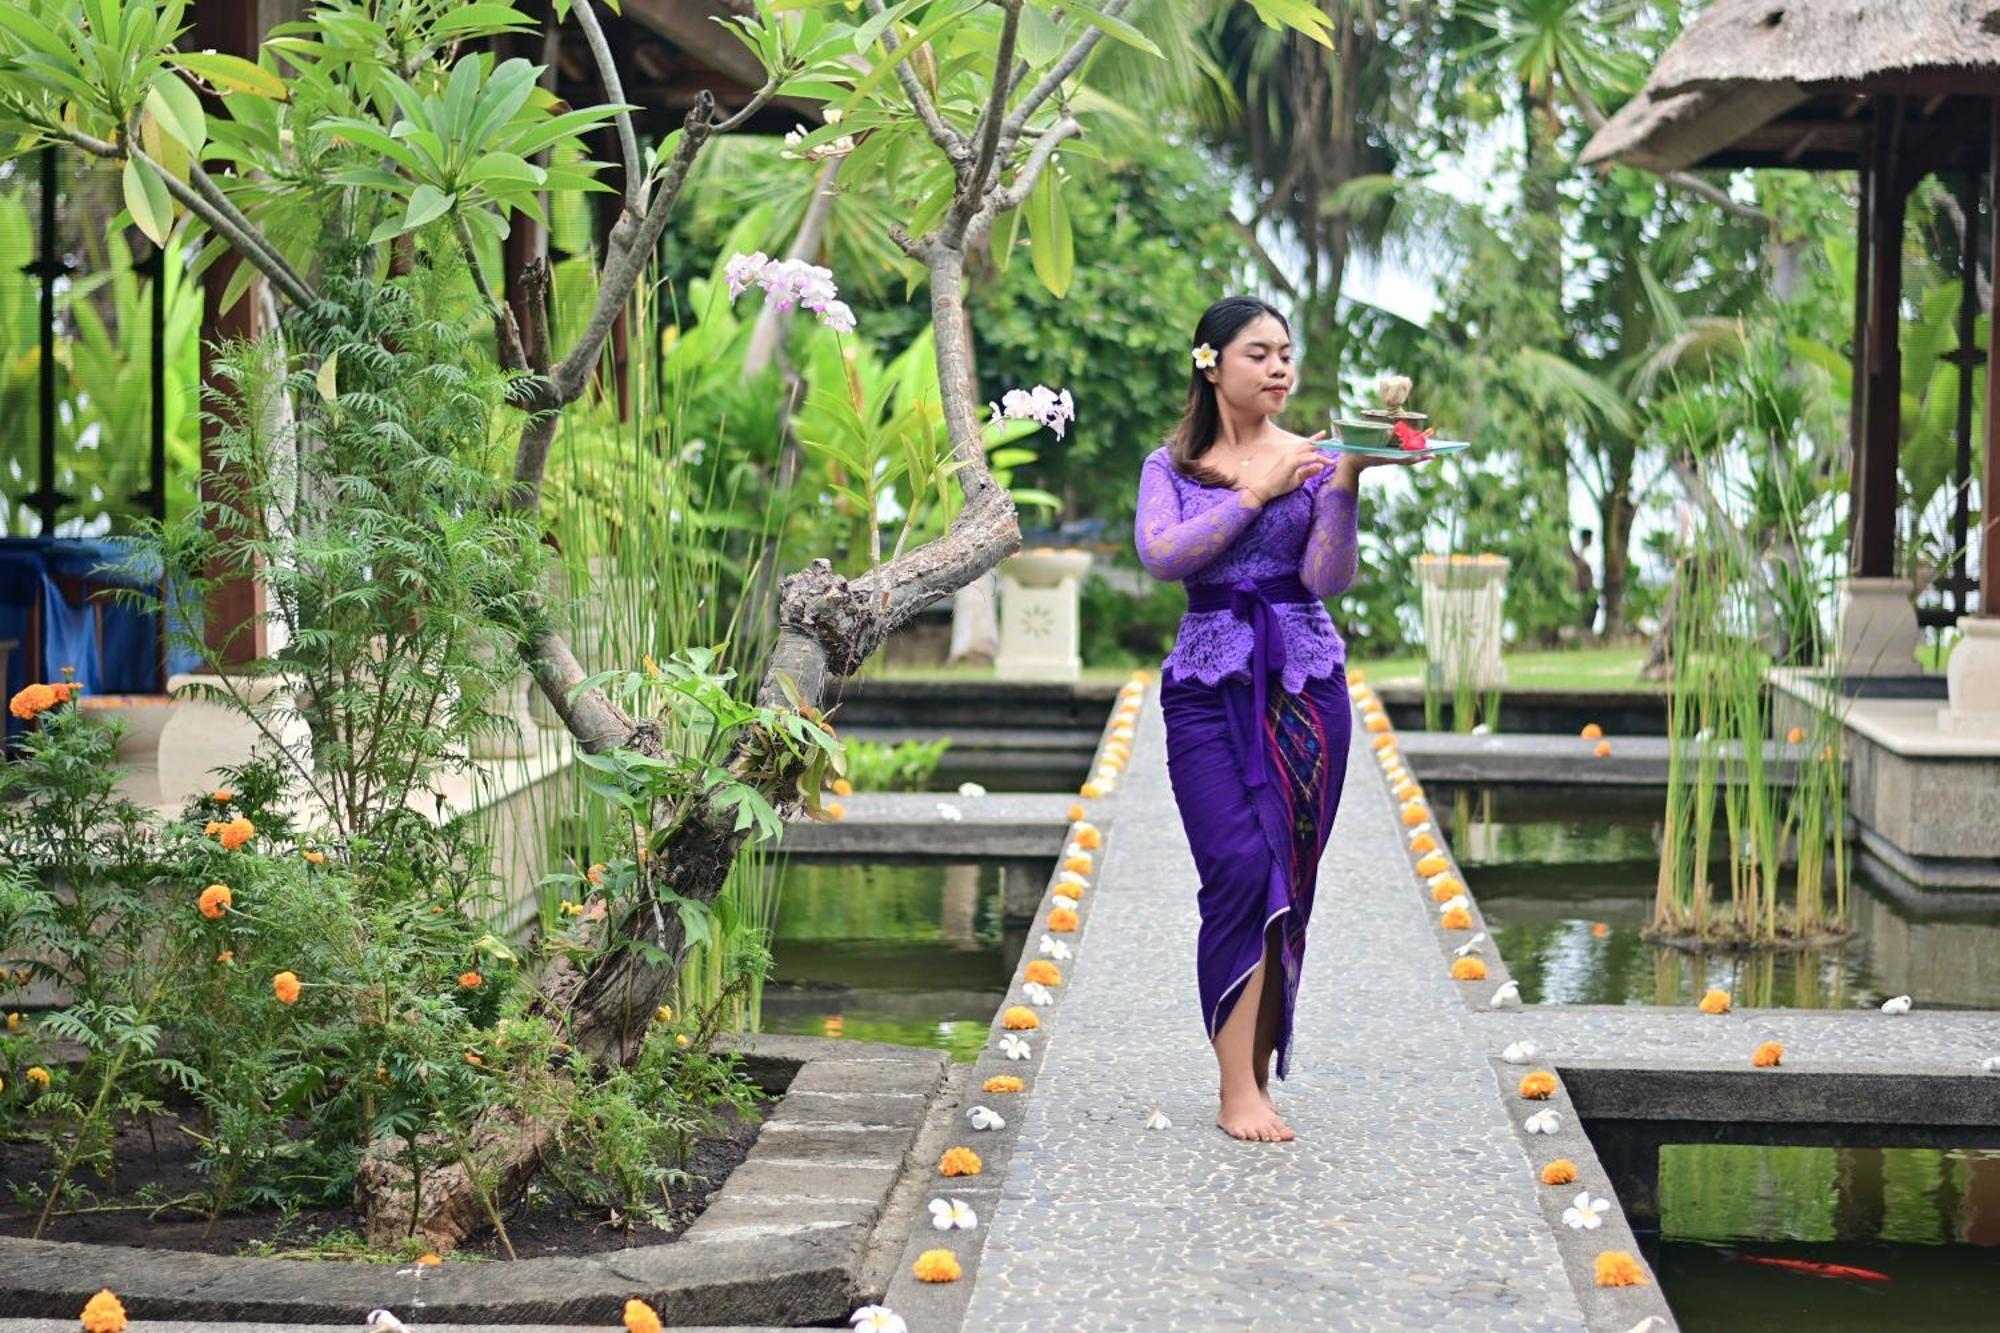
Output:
[0,1034,949,1328]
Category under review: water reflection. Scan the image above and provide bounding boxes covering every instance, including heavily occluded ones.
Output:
[756,859,1036,1060]
[1433,786,2000,1009]
[1645,1144,2000,1330]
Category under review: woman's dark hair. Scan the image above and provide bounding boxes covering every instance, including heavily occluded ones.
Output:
[1168,295,1291,486]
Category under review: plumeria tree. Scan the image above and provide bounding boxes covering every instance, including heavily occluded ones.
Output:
[0,0,1331,1247]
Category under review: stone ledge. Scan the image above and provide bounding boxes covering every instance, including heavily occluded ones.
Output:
[1557,1060,2000,1127]
[0,1036,949,1328]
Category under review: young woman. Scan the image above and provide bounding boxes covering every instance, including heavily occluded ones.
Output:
[1134,295,1408,1143]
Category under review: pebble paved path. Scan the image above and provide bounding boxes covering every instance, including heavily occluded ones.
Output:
[961,690,1593,1331]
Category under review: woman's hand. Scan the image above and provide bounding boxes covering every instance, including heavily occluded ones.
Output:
[1242,433,1332,505]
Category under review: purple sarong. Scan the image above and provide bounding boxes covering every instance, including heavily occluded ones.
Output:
[1162,656,1349,1081]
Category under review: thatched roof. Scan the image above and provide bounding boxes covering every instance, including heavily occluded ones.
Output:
[1582,0,2000,172]
[1648,0,2000,96]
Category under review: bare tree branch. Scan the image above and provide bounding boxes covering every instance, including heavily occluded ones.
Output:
[996,0,1132,155]
[571,0,645,212]
[711,75,783,135]
[455,213,529,375]
[965,0,1024,199]
[975,114,1080,243]
[865,0,969,164]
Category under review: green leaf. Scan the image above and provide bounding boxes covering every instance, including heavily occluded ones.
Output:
[315,350,338,403]
[1025,163,1073,299]
[1054,1,1160,58]
[145,74,207,153]
[169,51,289,100]
[403,183,456,232]
[1242,0,1336,47]
[431,3,539,37]
[121,157,172,246]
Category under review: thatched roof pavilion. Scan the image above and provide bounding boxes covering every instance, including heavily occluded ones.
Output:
[1583,0,1999,666]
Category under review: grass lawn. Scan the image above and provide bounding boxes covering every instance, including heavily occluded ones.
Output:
[1355,644,1657,693]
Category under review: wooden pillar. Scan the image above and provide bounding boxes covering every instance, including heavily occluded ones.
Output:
[1950,170,1980,618]
[1985,99,2000,617]
[1853,97,1906,581]
[193,0,267,666]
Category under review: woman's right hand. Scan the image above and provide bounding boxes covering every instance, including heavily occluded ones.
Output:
[1242,434,1330,505]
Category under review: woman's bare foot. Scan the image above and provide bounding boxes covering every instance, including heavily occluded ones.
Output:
[1216,1086,1295,1141]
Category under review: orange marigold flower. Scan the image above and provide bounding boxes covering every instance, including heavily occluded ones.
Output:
[1786,726,1806,744]
[1415,852,1450,878]
[1540,1158,1578,1186]
[214,816,255,850]
[465,1051,484,1066]
[586,862,607,886]
[1430,877,1465,902]
[1591,922,1610,938]
[1409,832,1439,855]
[1593,740,1613,759]
[913,1248,963,1283]
[1068,802,1087,822]
[204,820,223,835]
[415,1253,443,1266]
[1518,1071,1558,1099]
[217,950,234,963]
[304,850,327,864]
[1074,825,1102,850]
[1752,1041,1784,1068]
[1441,907,1472,930]
[832,777,854,797]
[1593,1251,1648,1287]
[272,971,301,1004]
[1580,723,1604,740]
[79,1289,127,1333]
[983,1075,1025,1094]
[1393,781,1423,802]
[1002,1005,1040,1030]
[1401,804,1430,827]
[198,883,233,919]
[458,971,483,989]
[1048,906,1079,932]
[25,1066,50,1090]
[1348,668,1367,685]
[623,1298,664,1333]
[939,1146,983,1177]
[1450,957,1487,981]
[8,683,58,721]
[1699,989,1731,1015]
[1365,714,1391,734]
[823,800,847,821]
[210,789,234,804]
[1063,855,1092,876]
[1370,733,1394,751]
[5,1012,21,1032]
[1080,781,1105,799]
[1024,961,1063,986]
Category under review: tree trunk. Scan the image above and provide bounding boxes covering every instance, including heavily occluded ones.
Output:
[1601,454,1637,639]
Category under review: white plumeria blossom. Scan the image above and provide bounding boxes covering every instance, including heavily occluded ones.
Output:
[1981,1055,2000,1072]
[988,384,1076,439]
[935,802,963,822]
[1437,895,1469,915]
[999,1034,1032,1060]
[850,1306,908,1333]
[1056,870,1088,891]
[1064,844,1092,866]
[1051,892,1081,912]
[1501,1041,1538,1064]
[927,1197,979,1232]
[1562,1192,1610,1230]
[967,1104,1007,1131]
[1191,342,1218,369]
[1524,1108,1561,1135]
[1024,981,1055,1006]
[1406,823,1434,842]
[1039,935,1073,960]
[1881,994,1913,1014]
[957,781,988,798]
[1145,1106,1173,1130]
[1072,821,1100,839]
[1489,980,1522,1008]
[1454,932,1488,957]
[366,1313,413,1333]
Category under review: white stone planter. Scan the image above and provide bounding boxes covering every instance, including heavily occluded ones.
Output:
[995,548,1092,683]
[1940,615,2000,736]
[1833,576,1921,678]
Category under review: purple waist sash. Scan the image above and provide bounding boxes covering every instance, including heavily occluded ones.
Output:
[1184,574,1319,789]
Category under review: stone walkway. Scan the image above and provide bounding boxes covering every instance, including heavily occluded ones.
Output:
[948,685,1999,1332]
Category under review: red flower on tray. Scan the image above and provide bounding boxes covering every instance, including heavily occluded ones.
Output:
[1393,420,1433,452]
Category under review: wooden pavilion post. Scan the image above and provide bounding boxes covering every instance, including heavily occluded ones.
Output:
[1853,96,1905,581]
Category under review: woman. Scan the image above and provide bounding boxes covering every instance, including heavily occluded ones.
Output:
[1134,295,1407,1143]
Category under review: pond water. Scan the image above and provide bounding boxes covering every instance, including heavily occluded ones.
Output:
[1642,1143,2000,1330]
[1430,786,2000,1010]
[755,859,1036,1061]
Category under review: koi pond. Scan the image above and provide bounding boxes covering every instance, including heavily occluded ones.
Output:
[1636,1142,2000,1330]
[755,858,1039,1061]
[1431,785,2000,1010]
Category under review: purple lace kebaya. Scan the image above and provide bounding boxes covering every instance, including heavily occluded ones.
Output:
[1134,444,1360,693]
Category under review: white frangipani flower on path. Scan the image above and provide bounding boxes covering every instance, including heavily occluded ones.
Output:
[1454,932,1488,957]
[1489,980,1521,1008]
[1437,894,1469,915]
[1983,1055,2000,1073]
[1501,1041,1537,1064]
[1040,935,1072,960]
[999,1034,1032,1060]
[850,1306,909,1333]
[1880,994,1912,1014]
[1524,1108,1561,1135]
[1145,1106,1173,1130]
[957,781,988,798]
[927,1198,978,1232]
[967,1104,1006,1131]
[935,801,963,822]
[1023,981,1054,1006]
[365,1312,412,1333]
[1562,1192,1610,1230]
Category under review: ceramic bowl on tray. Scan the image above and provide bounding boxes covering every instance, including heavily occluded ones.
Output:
[1329,417,1395,447]
[1356,408,1428,425]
